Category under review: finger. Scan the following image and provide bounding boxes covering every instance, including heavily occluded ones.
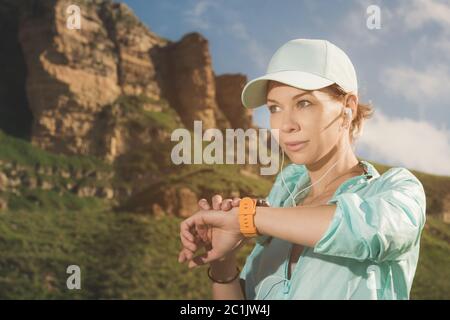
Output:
[212,194,223,210]
[181,228,196,247]
[181,226,208,252]
[178,248,191,263]
[189,214,209,243]
[180,231,197,252]
[221,199,233,211]
[179,247,194,263]
[188,250,222,268]
[198,198,211,210]
[178,250,186,263]
[231,197,241,207]
[180,219,195,242]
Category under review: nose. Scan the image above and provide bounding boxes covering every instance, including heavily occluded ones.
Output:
[280,110,300,133]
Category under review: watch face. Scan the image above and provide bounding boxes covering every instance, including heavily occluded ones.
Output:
[256,199,270,207]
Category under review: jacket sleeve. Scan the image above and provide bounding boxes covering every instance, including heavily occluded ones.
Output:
[313,167,427,262]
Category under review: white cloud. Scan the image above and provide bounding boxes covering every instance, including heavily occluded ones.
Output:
[381,65,450,109]
[184,0,217,30]
[398,0,450,31]
[394,0,450,60]
[434,35,450,53]
[411,33,450,62]
[358,110,450,176]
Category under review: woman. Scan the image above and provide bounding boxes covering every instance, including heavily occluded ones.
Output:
[178,39,426,300]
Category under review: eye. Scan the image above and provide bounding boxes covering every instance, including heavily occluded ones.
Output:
[268,105,281,113]
[297,99,312,109]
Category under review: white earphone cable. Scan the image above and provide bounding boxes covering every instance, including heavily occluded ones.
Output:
[255,275,287,300]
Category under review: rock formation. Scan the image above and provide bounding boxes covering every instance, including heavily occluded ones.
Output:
[1,0,253,161]
[0,0,259,216]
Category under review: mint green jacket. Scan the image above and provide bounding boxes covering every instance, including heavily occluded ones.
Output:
[240,160,426,300]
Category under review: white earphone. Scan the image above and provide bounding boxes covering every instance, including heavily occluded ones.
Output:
[280,106,354,207]
[343,107,352,128]
[255,275,287,299]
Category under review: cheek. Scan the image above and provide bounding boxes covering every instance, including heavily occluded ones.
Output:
[305,114,337,145]
[269,115,282,133]
[312,119,341,150]
[297,113,320,136]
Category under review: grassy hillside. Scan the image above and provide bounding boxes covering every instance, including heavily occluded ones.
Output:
[0,129,269,299]
[0,130,108,171]
[0,209,254,299]
[0,208,447,299]
[0,130,449,299]
[0,129,114,212]
[411,217,450,299]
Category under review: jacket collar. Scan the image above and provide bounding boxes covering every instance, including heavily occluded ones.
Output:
[283,160,380,207]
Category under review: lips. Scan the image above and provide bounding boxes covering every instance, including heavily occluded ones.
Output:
[285,140,308,146]
[284,140,309,152]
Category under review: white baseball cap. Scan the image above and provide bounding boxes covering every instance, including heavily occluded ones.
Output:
[241,38,358,108]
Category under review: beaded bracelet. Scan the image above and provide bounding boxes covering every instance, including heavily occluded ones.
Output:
[207,266,241,284]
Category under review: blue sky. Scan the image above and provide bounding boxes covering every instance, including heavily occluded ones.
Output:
[123,0,450,175]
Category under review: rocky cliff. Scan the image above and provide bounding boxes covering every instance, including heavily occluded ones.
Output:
[2,0,252,160]
[0,0,261,216]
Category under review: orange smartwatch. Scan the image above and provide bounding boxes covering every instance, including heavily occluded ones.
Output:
[238,197,269,238]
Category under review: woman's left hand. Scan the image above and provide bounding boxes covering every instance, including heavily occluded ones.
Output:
[179,207,247,268]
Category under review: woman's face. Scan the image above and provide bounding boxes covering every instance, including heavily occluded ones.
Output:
[267,81,352,165]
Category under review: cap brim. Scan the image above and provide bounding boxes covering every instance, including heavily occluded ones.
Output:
[241,70,335,109]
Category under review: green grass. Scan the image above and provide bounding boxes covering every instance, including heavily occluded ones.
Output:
[0,209,253,299]
[164,164,273,197]
[0,129,109,171]
[114,94,182,131]
[0,209,447,299]
[5,189,109,213]
[411,216,450,299]
[110,94,183,183]
[144,109,181,131]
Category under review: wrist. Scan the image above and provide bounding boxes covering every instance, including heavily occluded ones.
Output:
[210,252,236,267]
[209,255,238,281]
[254,206,267,237]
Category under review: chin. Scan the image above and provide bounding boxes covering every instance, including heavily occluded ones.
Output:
[285,150,310,165]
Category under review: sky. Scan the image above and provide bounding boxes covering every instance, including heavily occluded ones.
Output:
[123,0,450,176]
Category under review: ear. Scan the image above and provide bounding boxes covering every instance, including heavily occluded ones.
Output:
[345,93,358,121]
